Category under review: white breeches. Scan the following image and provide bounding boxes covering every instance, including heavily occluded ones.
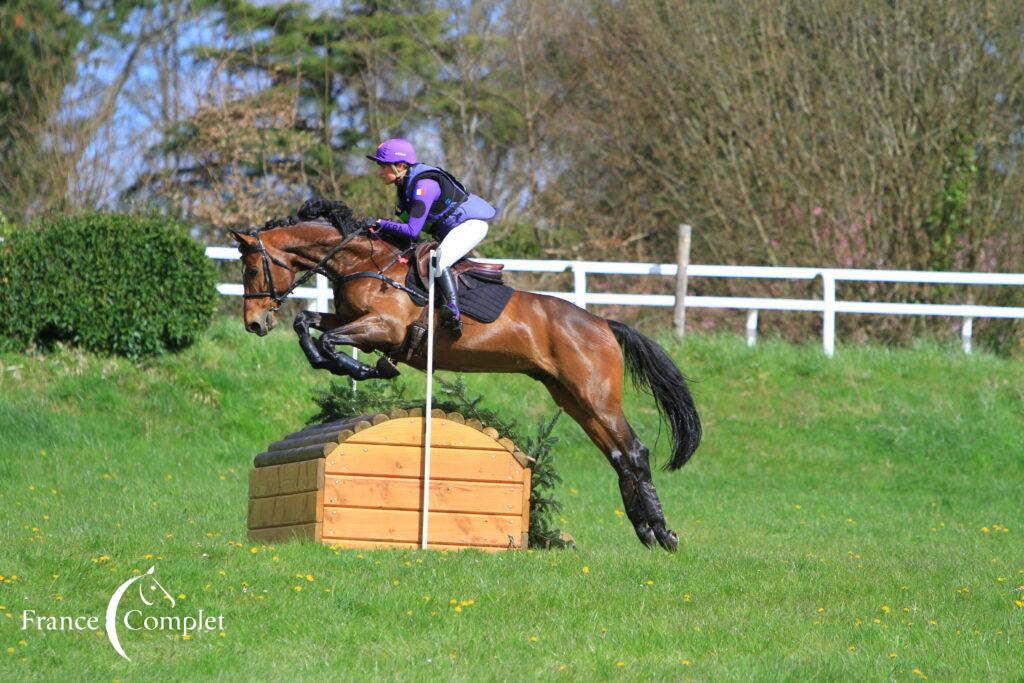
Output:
[434,219,489,271]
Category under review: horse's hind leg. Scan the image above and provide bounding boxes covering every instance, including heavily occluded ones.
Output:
[541,377,677,551]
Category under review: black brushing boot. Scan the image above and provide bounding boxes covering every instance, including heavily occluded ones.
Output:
[436,267,463,339]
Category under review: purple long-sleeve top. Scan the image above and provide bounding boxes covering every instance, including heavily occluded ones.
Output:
[376,178,442,239]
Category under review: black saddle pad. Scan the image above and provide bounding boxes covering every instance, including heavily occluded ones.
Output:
[405,266,514,324]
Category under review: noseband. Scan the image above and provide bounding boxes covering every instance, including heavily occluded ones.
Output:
[241,227,364,313]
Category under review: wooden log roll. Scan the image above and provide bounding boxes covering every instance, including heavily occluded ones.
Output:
[254,442,338,468]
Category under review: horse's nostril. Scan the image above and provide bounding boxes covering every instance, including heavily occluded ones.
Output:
[247,322,262,334]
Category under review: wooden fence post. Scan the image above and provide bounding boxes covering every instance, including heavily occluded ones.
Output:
[674,224,692,336]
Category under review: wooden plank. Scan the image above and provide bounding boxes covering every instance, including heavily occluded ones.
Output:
[323,476,524,515]
[322,507,522,547]
[253,442,338,468]
[521,467,532,548]
[320,538,509,552]
[327,444,523,482]
[248,490,323,529]
[249,460,324,499]
[248,522,320,543]
[345,417,506,451]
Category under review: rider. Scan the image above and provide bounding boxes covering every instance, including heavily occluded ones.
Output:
[367,138,496,338]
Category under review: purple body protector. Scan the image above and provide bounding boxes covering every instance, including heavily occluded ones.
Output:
[377,179,495,240]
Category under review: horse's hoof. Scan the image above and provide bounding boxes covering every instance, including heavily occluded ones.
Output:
[635,523,657,548]
[655,528,679,553]
[375,356,400,379]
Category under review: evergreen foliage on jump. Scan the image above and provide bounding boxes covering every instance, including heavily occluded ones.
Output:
[310,375,572,549]
[0,212,216,358]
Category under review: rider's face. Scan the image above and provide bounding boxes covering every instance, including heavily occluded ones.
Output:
[377,162,405,185]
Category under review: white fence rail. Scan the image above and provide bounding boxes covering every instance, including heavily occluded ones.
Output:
[209,246,1024,356]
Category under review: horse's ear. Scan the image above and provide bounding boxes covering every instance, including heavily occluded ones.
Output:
[228,230,254,248]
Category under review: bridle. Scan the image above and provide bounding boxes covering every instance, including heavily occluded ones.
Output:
[241,226,365,313]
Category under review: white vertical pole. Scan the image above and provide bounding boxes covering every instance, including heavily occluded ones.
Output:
[822,272,836,357]
[674,224,692,336]
[961,317,973,355]
[420,250,438,549]
[746,310,758,347]
[572,264,587,310]
[312,273,330,312]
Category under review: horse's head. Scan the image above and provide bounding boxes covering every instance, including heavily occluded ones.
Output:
[229,229,295,336]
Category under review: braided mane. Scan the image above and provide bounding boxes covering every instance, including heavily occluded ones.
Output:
[259,198,370,236]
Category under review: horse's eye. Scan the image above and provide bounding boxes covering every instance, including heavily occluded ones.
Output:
[245,267,258,277]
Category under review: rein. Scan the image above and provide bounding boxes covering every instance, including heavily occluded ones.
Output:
[243,227,424,310]
[242,227,364,312]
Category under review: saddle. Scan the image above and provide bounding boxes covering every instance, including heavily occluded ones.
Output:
[410,241,504,284]
[396,242,514,362]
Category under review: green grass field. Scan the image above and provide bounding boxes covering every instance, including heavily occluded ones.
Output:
[1,317,1022,681]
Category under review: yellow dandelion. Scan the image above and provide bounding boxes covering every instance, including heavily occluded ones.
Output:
[17,640,26,646]
[615,661,625,667]
[272,556,280,562]
[250,547,258,554]
[219,632,226,638]
[460,599,474,606]
[450,598,458,605]
[645,580,654,586]
[182,634,191,641]
[889,652,897,658]
[582,566,590,574]
[881,605,891,614]
[873,618,881,624]
[454,606,462,613]
[392,580,399,586]
[306,575,314,582]
[6,647,15,654]
[293,586,303,592]
[681,659,691,666]
[406,610,413,617]
[559,664,568,671]
[529,635,539,642]
[324,588,332,593]
[912,667,927,679]
[817,607,825,614]
[982,527,990,534]
[847,645,855,652]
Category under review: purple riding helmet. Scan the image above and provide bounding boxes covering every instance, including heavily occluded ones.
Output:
[366,138,417,164]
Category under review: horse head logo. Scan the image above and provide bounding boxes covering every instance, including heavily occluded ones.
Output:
[104,566,173,661]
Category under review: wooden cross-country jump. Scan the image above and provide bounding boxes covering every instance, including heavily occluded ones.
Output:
[247,410,533,551]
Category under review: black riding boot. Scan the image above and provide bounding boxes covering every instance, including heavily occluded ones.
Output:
[435,267,463,339]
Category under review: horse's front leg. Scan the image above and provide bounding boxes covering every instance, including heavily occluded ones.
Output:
[316,313,402,381]
[293,311,342,371]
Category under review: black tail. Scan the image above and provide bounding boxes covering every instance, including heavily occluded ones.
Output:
[609,320,702,471]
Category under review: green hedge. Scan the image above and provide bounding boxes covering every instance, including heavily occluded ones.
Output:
[0,213,216,358]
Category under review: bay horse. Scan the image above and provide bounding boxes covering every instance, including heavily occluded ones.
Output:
[230,200,701,551]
